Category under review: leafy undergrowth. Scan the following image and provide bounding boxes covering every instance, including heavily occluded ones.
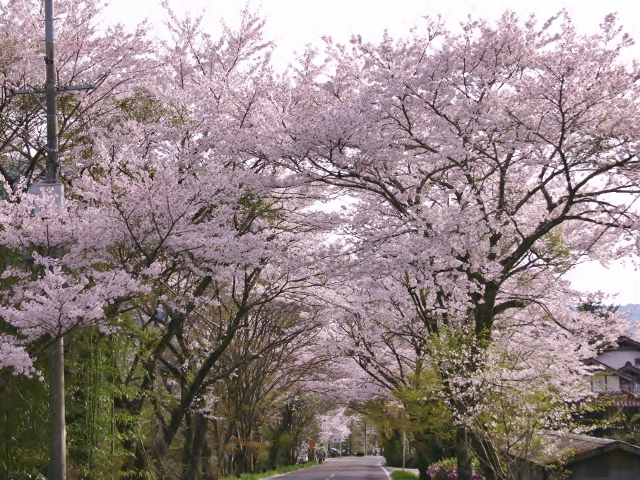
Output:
[222,462,317,480]
[390,471,419,480]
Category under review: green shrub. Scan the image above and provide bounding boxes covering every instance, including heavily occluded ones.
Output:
[390,471,419,480]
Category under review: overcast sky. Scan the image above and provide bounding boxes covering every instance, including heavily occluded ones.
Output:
[102,0,640,304]
[104,0,640,59]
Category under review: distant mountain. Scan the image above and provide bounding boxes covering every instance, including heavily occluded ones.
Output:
[619,304,640,322]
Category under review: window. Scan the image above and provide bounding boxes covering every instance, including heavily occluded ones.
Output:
[621,378,632,392]
[634,358,640,366]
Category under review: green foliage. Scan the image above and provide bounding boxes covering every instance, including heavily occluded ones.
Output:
[116,88,168,125]
[352,390,454,471]
[236,190,283,225]
[370,363,455,468]
[0,327,143,480]
[577,302,620,346]
[65,328,136,479]
[7,472,46,480]
[268,432,293,468]
[577,301,619,320]
[0,246,50,478]
[532,227,574,268]
[396,373,455,457]
[344,419,364,455]
[0,366,49,480]
[0,245,23,291]
[351,401,402,465]
[383,431,409,468]
[266,396,322,468]
[390,471,419,480]
[588,401,640,447]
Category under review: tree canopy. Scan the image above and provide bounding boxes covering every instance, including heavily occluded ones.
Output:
[0,3,638,480]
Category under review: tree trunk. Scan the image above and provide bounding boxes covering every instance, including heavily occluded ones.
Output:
[471,432,501,480]
[411,430,434,480]
[455,426,473,480]
[119,436,149,478]
[182,413,209,480]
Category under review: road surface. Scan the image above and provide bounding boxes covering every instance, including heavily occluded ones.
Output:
[276,456,398,480]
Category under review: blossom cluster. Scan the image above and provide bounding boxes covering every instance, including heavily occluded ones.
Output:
[426,461,483,480]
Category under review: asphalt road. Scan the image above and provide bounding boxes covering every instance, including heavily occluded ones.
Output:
[276,456,393,480]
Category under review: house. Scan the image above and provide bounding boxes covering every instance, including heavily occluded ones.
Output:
[596,337,640,368]
[509,433,640,480]
[588,337,640,396]
[585,337,640,436]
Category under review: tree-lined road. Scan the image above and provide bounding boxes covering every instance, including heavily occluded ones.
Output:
[278,457,393,480]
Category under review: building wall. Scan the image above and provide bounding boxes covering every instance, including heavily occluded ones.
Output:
[597,350,640,369]
[568,450,640,480]
[511,450,640,480]
[591,375,620,392]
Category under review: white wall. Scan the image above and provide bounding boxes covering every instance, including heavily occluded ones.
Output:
[592,375,621,392]
[597,350,640,369]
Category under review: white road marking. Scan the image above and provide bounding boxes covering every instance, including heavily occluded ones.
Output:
[378,462,392,480]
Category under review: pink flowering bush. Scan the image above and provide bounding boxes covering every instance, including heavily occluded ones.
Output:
[426,459,483,479]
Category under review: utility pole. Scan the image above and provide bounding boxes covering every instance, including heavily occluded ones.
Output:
[12,2,93,479]
[45,0,59,185]
[45,1,66,478]
[364,419,367,456]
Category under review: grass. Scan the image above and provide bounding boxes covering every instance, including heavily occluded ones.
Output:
[222,461,318,480]
[390,471,419,480]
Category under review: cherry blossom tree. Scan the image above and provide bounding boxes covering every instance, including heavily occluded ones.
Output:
[272,11,640,480]
[3,2,640,479]
[198,301,329,477]
[0,4,333,479]
[66,127,330,478]
[0,0,155,191]
[0,0,153,379]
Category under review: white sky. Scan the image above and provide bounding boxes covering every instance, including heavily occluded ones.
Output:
[102,0,640,304]
[104,0,640,65]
